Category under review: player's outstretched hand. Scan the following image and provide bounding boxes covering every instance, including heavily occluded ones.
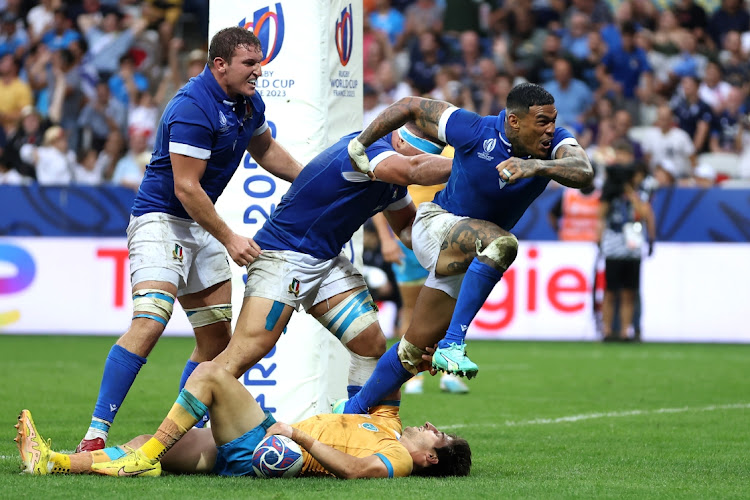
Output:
[225,233,262,267]
[348,137,376,180]
[265,422,294,439]
[380,237,404,265]
[495,157,538,184]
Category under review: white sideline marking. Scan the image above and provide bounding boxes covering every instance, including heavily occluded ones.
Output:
[441,403,750,430]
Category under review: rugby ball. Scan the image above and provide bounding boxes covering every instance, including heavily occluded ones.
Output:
[251,434,303,478]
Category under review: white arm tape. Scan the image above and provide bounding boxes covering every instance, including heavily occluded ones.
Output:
[348,137,373,174]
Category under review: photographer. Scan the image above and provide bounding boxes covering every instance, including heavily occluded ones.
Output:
[597,140,656,342]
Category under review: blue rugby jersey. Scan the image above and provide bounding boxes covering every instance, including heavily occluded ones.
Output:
[254,132,410,260]
[433,108,578,230]
[132,65,269,218]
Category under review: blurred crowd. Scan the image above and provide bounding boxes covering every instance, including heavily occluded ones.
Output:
[2,0,750,189]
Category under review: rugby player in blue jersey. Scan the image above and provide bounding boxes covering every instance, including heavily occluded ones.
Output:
[206,123,452,403]
[339,83,594,414]
[76,27,302,453]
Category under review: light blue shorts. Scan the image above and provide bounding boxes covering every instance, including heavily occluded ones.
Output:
[211,411,277,477]
[391,240,428,285]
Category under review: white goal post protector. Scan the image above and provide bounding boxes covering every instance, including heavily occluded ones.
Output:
[210,0,364,423]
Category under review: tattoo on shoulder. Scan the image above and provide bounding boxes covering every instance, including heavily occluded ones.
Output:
[558,144,584,160]
[416,99,449,129]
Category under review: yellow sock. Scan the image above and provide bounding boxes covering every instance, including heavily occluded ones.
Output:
[140,400,201,460]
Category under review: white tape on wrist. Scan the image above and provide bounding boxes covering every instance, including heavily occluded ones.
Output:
[347,137,373,174]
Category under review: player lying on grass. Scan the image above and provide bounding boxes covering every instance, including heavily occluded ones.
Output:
[16,361,471,479]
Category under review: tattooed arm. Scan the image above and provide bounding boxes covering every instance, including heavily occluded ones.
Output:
[497,144,594,189]
[357,97,453,147]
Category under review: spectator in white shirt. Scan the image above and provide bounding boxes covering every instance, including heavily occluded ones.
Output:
[641,104,696,186]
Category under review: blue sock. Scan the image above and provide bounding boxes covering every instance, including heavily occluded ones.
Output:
[344,343,410,414]
[440,259,504,348]
[179,360,200,392]
[92,345,147,423]
[347,385,362,399]
[179,360,210,428]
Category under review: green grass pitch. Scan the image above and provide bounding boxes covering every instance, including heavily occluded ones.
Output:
[1,335,748,499]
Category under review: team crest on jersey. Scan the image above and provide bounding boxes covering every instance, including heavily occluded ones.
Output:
[478,138,496,161]
[359,422,379,432]
[172,244,184,261]
[288,278,300,297]
[218,111,229,132]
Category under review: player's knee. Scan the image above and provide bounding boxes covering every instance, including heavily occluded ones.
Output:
[398,338,426,375]
[188,361,226,388]
[184,303,232,329]
[318,288,380,347]
[479,234,518,271]
[132,288,176,327]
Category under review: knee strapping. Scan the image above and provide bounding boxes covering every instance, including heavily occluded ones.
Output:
[132,289,175,326]
[397,338,426,375]
[318,288,379,344]
[347,351,379,387]
[479,235,519,270]
[184,304,232,328]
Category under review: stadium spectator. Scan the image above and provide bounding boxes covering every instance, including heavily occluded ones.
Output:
[562,11,592,61]
[670,75,713,153]
[672,0,708,37]
[641,104,696,186]
[718,31,750,90]
[612,108,644,160]
[578,31,609,93]
[108,53,149,108]
[77,80,127,151]
[75,27,303,455]
[40,7,81,52]
[526,31,566,85]
[341,84,594,414]
[369,0,405,48]
[709,86,748,154]
[26,0,56,44]
[0,12,30,59]
[0,157,31,184]
[16,361,471,478]
[378,59,413,103]
[679,162,717,187]
[543,57,593,131]
[405,31,445,96]
[363,83,387,128]
[579,96,615,150]
[78,5,147,78]
[652,9,687,56]
[73,148,106,185]
[478,71,512,117]
[3,105,46,179]
[0,53,32,133]
[47,48,84,151]
[698,61,732,113]
[599,21,654,123]
[19,125,76,185]
[363,17,392,87]
[111,129,149,191]
[667,32,708,83]
[706,0,750,47]
[402,0,443,42]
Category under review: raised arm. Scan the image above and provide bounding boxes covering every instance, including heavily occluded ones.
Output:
[497,143,594,189]
[372,153,452,186]
[247,128,303,183]
[356,97,453,148]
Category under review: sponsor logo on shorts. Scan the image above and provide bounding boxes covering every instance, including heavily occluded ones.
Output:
[238,3,285,65]
[172,244,184,261]
[288,278,300,297]
[478,138,496,161]
[335,4,353,66]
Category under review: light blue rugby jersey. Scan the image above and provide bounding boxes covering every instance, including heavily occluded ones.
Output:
[133,65,269,219]
[433,108,578,230]
[254,132,411,260]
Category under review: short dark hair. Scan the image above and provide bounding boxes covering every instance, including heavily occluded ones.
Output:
[412,435,472,477]
[506,83,555,117]
[209,27,262,64]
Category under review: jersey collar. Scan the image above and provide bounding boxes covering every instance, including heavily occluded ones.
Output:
[496,109,512,149]
[197,64,247,108]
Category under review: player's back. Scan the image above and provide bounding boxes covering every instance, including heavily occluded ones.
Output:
[293,405,413,478]
[255,132,407,259]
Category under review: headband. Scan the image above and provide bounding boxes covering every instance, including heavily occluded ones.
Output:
[397,126,443,155]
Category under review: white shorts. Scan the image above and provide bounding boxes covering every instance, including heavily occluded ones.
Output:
[412,202,468,299]
[244,250,367,311]
[127,213,231,297]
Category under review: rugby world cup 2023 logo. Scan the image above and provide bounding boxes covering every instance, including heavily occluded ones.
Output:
[239,3,285,65]
[335,4,353,66]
